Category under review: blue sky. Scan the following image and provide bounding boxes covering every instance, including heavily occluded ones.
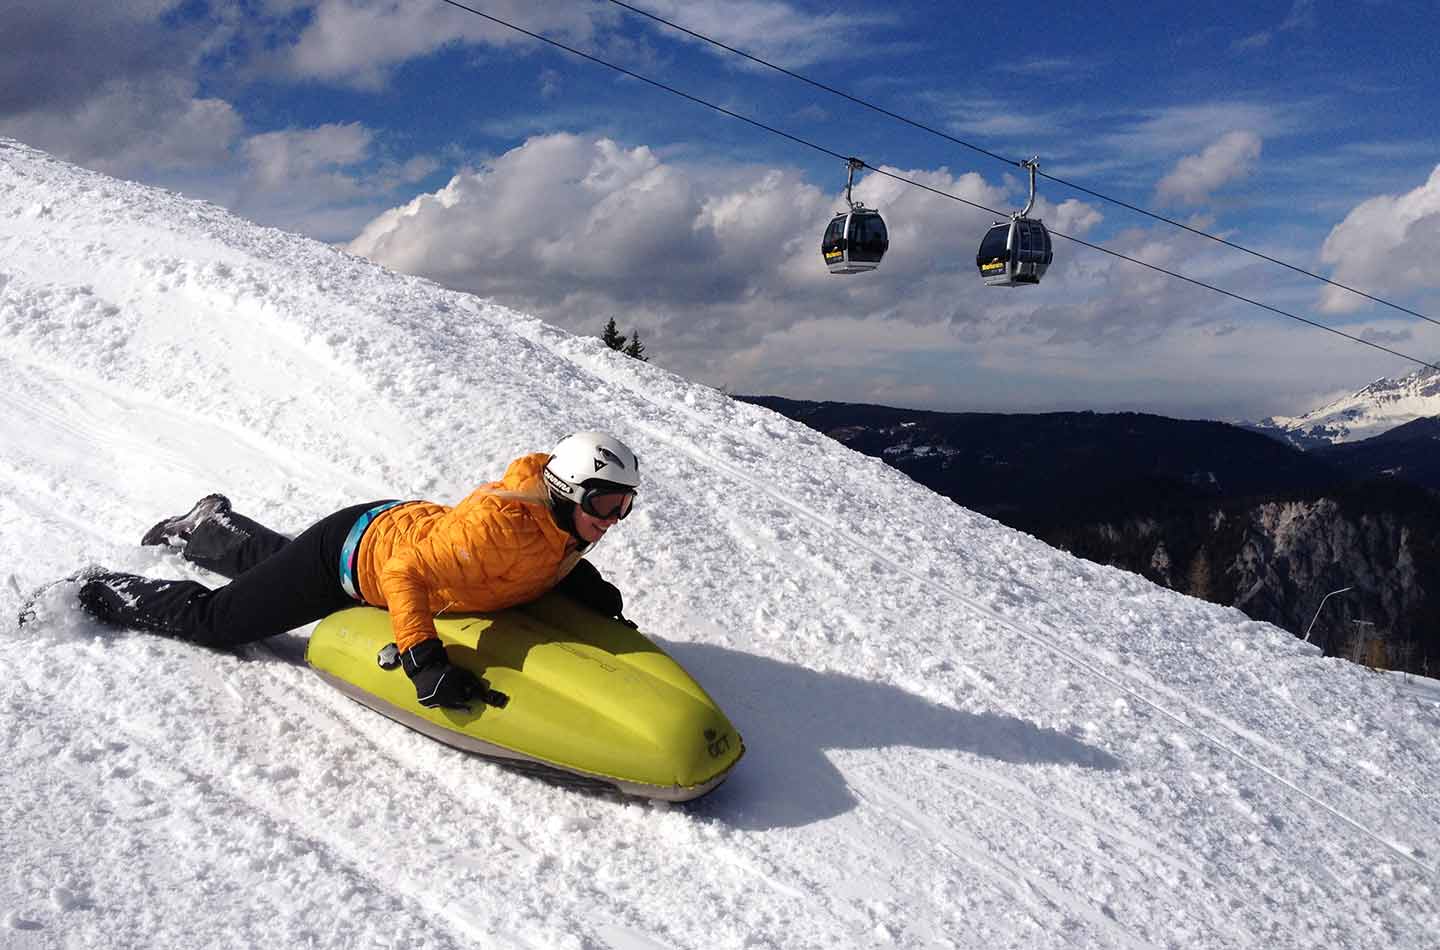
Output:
[4,0,1439,420]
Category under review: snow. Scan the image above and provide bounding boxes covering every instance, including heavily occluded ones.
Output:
[2,137,1440,949]
[1263,366,1440,444]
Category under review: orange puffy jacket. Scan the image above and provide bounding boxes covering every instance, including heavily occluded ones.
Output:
[353,452,584,652]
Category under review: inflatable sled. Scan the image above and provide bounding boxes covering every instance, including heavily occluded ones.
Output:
[305,595,743,801]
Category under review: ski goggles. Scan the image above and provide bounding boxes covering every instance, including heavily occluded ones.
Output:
[580,487,636,521]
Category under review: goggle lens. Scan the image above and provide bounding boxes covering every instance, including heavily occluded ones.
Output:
[582,489,635,521]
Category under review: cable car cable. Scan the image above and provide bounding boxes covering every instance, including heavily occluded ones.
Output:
[1042,227,1440,373]
[858,165,1440,372]
[603,0,1016,169]
[434,0,859,171]
[603,0,1440,328]
[1036,169,1440,328]
[433,0,1440,374]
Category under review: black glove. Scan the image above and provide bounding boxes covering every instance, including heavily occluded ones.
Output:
[555,559,627,620]
[400,639,488,710]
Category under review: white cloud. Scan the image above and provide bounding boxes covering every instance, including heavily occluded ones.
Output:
[347,133,1033,306]
[0,3,446,241]
[271,0,896,89]
[997,55,1105,78]
[1106,105,1282,157]
[631,0,897,69]
[932,94,1066,141]
[1232,0,1315,54]
[0,3,244,177]
[1045,198,1103,237]
[0,76,242,177]
[220,123,442,242]
[349,133,1210,404]
[349,134,700,289]
[1318,163,1440,314]
[244,123,374,190]
[0,1,192,115]
[1155,131,1263,206]
[278,0,612,88]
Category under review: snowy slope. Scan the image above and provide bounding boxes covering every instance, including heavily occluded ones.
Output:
[1257,366,1440,446]
[2,138,1439,950]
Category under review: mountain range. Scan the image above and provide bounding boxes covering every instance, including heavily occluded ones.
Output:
[1247,365,1440,448]
[739,395,1440,516]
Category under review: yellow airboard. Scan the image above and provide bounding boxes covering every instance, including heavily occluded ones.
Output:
[306,595,743,801]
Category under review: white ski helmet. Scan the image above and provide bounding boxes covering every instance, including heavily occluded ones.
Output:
[543,431,640,506]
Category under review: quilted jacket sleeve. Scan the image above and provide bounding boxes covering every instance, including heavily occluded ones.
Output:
[379,506,525,653]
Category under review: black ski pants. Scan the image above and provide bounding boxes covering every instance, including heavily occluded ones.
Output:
[115,501,391,648]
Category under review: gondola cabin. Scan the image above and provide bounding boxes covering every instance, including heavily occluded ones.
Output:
[977,216,1053,286]
[822,209,889,275]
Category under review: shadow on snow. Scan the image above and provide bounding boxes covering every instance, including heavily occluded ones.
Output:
[663,640,1124,831]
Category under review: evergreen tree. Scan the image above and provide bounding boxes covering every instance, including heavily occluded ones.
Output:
[623,329,649,362]
[601,318,626,351]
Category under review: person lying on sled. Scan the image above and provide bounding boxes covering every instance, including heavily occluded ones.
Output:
[74,431,640,711]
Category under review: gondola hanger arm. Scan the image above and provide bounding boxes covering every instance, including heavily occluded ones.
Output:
[844,157,866,211]
[1019,157,1040,218]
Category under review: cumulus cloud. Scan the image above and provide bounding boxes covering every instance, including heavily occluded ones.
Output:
[0,2,244,176]
[350,133,794,326]
[0,0,453,236]
[1046,198,1103,237]
[244,123,374,190]
[1318,164,1440,314]
[344,132,1153,401]
[0,76,242,176]
[225,123,439,242]
[347,133,1027,310]
[0,1,192,115]
[1155,131,1263,206]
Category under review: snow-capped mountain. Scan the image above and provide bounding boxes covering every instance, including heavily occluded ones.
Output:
[4,138,1440,949]
[1254,365,1440,447]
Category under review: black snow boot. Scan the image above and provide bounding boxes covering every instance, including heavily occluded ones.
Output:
[76,571,147,627]
[76,570,200,637]
[140,494,232,548]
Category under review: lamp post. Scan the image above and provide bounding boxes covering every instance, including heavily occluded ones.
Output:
[1304,587,1353,643]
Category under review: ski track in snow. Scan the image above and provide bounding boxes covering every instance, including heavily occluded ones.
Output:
[2,138,1439,949]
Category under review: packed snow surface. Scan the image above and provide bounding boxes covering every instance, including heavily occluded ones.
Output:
[2,138,1439,949]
